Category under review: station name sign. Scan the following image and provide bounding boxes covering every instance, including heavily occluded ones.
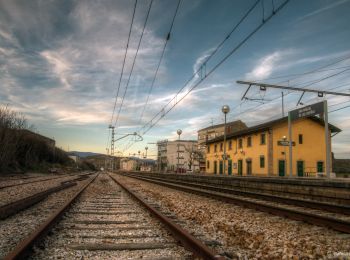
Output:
[277,140,295,146]
[289,101,324,121]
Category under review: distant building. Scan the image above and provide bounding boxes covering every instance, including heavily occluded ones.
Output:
[333,156,350,178]
[157,140,200,172]
[206,116,341,177]
[197,120,247,172]
[83,155,121,171]
[120,157,156,172]
[68,155,80,163]
[198,120,247,147]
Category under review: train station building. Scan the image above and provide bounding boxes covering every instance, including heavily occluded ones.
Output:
[205,116,341,177]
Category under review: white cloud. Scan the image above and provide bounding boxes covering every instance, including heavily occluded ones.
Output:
[245,51,283,79]
[40,50,72,89]
[296,0,350,22]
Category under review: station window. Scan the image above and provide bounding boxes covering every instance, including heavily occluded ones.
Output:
[220,143,223,151]
[261,133,266,145]
[207,160,210,169]
[207,145,210,153]
[299,134,303,144]
[228,140,232,150]
[247,136,252,147]
[260,156,265,168]
[238,138,243,148]
[214,144,217,152]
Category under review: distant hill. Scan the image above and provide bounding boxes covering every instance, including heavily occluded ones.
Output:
[68,151,104,158]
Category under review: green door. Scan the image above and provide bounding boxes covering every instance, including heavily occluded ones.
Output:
[278,160,285,176]
[297,161,304,177]
[246,160,252,175]
[238,160,243,176]
[219,161,223,174]
[214,161,217,174]
[317,161,324,172]
[228,160,232,175]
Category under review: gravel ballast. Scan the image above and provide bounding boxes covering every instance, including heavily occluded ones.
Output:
[0,177,92,258]
[116,174,350,259]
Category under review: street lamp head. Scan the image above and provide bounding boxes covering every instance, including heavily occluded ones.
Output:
[222,105,230,114]
[145,146,148,150]
[177,129,182,136]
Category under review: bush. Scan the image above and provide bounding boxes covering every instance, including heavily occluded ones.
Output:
[0,105,72,173]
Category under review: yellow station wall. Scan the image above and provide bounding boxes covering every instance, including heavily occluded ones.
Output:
[206,118,330,176]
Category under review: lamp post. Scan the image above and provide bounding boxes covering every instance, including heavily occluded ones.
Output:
[145,146,148,158]
[177,129,182,173]
[222,105,230,175]
[282,135,287,175]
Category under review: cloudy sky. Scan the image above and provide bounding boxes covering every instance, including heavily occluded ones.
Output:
[1,0,350,159]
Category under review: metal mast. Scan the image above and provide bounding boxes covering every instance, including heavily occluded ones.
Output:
[109,125,115,171]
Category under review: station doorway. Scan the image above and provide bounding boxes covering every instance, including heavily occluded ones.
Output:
[238,160,243,176]
[297,161,304,177]
[246,160,252,175]
[228,160,232,175]
[279,160,285,176]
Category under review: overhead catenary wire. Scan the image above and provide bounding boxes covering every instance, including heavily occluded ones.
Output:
[138,0,182,125]
[115,0,290,155]
[139,0,290,136]
[250,55,350,83]
[233,55,350,115]
[109,0,138,127]
[113,0,154,128]
[139,0,262,133]
[330,104,350,113]
[228,63,350,121]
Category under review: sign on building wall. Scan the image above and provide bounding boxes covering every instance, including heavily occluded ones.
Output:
[277,141,295,146]
[289,101,324,121]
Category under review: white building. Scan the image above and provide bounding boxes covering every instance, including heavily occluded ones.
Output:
[68,155,80,163]
[157,140,200,173]
[120,157,156,172]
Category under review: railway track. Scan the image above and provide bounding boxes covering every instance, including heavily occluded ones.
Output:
[0,172,91,190]
[0,174,90,220]
[121,172,350,234]
[2,173,223,259]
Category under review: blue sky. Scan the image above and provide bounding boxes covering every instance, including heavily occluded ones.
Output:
[1,0,350,159]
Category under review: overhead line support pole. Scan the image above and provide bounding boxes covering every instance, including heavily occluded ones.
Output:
[324,100,331,178]
[241,84,252,100]
[297,91,305,106]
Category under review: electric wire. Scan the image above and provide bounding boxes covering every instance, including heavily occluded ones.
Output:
[250,55,350,83]
[138,0,182,125]
[114,0,153,128]
[109,0,138,127]
[330,104,350,113]
[119,0,290,154]
[140,0,261,132]
[140,0,290,136]
[228,64,350,121]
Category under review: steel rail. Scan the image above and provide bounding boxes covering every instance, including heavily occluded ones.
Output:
[0,182,77,220]
[123,174,350,234]
[108,173,224,260]
[3,174,98,260]
[0,173,90,190]
[123,173,350,215]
